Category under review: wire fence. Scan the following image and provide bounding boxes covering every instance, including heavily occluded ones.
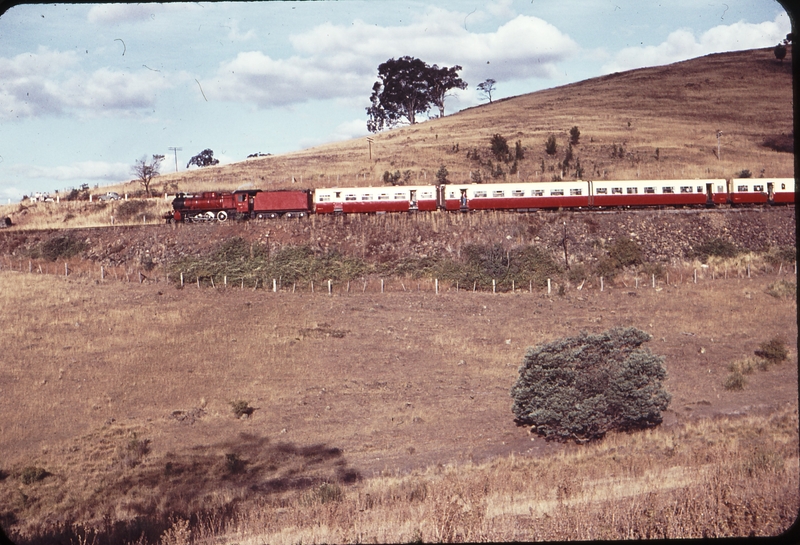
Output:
[1,255,796,296]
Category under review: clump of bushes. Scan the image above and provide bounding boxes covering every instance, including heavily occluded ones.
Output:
[115,199,156,221]
[19,466,48,485]
[593,237,643,278]
[119,434,151,468]
[303,482,343,505]
[766,280,796,301]
[724,338,789,390]
[756,337,789,364]
[692,238,739,263]
[230,400,255,418]
[511,327,671,443]
[30,235,88,261]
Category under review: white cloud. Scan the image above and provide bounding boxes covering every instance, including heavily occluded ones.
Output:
[208,8,577,110]
[0,47,175,120]
[12,161,131,182]
[602,12,791,73]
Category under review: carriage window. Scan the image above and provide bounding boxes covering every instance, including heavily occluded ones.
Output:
[493,190,505,198]
[512,189,525,197]
[717,185,725,192]
[318,194,331,202]
[345,194,356,201]
[570,188,582,196]
[753,185,764,192]
[697,186,703,193]
[626,187,638,194]
[596,187,607,194]
[550,189,564,196]
[394,193,405,200]
[644,187,655,194]
[782,183,786,190]
[378,194,390,200]
[420,192,433,199]
[612,187,623,194]
[474,191,487,198]
[361,194,372,201]
[449,192,457,199]
[662,187,674,193]
[237,194,247,202]
[680,186,692,193]
[737,185,748,192]
[533,189,544,196]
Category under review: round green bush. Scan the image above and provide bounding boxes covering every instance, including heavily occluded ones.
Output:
[511,327,671,443]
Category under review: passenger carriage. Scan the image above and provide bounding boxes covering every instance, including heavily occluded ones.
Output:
[442,182,591,211]
[729,178,769,204]
[313,185,437,214]
[589,179,725,207]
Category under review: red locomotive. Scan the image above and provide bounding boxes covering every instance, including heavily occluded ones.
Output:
[168,189,312,222]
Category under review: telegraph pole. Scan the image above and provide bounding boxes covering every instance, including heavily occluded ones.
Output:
[168,146,182,172]
[367,137,373,161]
[715,131,722,161]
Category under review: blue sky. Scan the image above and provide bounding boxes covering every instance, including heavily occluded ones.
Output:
[0,0,790,201]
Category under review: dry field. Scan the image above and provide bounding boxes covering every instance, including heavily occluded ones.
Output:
[0,264,797,543]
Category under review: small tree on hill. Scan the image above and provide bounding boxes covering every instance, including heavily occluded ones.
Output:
[545,134,557,156]
[477,78,496,103]
[511,327,671,443]
[132,154,164,197]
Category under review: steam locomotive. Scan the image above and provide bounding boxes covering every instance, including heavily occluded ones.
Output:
[165,177,794,222]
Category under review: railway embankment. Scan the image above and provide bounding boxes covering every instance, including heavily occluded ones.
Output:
[0,207,794,273]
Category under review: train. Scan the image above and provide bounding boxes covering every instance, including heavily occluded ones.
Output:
[165,177,795,222]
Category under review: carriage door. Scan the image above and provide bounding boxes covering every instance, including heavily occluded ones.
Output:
[705,183,714,204]
[767,182,775,203]
[334,192,343,214]
[410,190,418,210]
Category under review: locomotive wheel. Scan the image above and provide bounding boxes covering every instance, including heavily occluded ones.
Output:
[217,211,228,222]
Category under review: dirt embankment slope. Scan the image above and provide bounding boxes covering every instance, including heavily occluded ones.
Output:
[0,208,794,273]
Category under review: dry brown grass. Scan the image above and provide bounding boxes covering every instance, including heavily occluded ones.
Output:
[0,265,796,542]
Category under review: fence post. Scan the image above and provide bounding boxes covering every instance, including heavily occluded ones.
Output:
[224,275,227,287]
[28,261,31,273]
[328,279,332,295]
[101,266,105,281]
[493,279,496,294]
[693,269,697,284]
[435,278,439,295]
[139,272,143,284]
[381,278,384,293]
[747,263,751,278]
[547,278,551,294]
[180,272,184,287]
[65,262,68,277]
[512,280,515,292]
[635,277,638,289]
[652,274,655,288]
[273,279,277,293]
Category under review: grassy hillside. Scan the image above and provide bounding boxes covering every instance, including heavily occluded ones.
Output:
[144,46,793,196]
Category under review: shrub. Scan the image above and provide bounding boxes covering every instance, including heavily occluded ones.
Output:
[569,126,580,146]
[762,133,793,153]
[435,165,449,184]
[545,134,557,156]
[225,453,247,474]
[607,237,642,267]
[19,466,48,485]
[115,199,155,220]
[766,280,796,300]
[737,169,753,178]
[755,337,788,364]
[383,170,402,185]
[692,238,739,262]
[32,235,88,261]
[490,134,511,161]
[723,370,747,391]
[230,400,255,418]
[304,482,343,505]
[511,327,670,443]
